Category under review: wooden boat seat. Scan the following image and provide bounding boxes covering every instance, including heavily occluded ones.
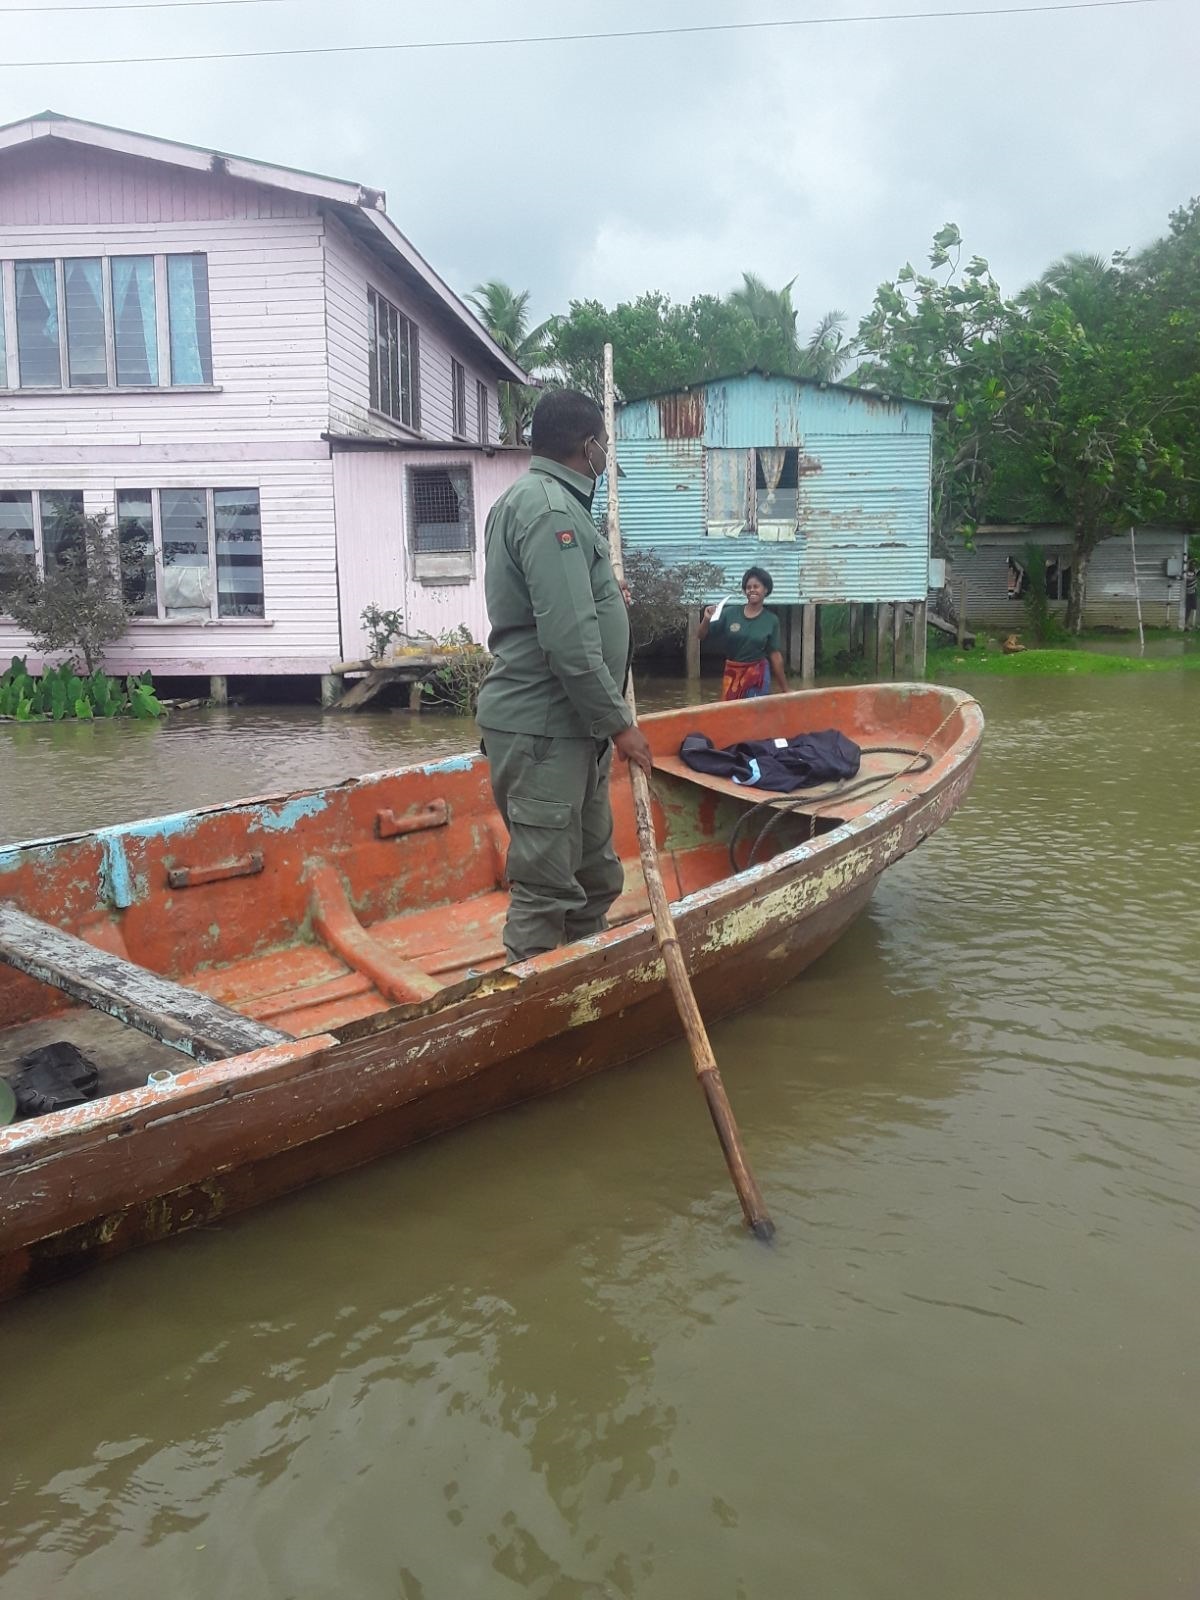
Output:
[652,750,918,823]
[187,853,689,1040]
[0,903,291,1063]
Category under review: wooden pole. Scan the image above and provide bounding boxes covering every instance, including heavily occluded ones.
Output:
[912,598,928,677]
[1130,527,1145,656]
[685,605,701,681]
[801,602,816,685]
[874,603,888,677]
[956,580,968,650]
[891,601,905,678]
[603,343,774,1242]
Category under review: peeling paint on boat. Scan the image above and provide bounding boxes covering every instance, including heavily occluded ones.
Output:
[250,793,329,833]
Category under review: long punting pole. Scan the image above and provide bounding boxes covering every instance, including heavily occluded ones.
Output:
[602,343,775,1242]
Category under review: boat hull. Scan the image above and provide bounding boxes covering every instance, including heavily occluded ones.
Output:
[0,686,981,1298]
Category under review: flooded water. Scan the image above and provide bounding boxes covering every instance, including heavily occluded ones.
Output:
[1,672,1198,1599]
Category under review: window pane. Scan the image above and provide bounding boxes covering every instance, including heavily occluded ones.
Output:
[0,491,35,602]
[367,291,380,411]
[167,254,212,385]
[112,257,159,386]
[16,261,61,388]
[477,380,489,444]
[40,490,86,572]
[409,467,473,553]
[116,489,156,616]
[214,489,264,618]
[65,259,107,387]
[159,488,210,616]
[387,306,400,422]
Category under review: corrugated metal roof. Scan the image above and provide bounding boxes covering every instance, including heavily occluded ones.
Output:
[621,367,944,412]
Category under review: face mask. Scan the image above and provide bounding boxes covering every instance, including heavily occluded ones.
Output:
[584,438,608,481]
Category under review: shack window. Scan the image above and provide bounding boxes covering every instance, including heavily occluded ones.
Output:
[1007,554,1071,602]
[755,448,801,539]
[705,449,751,537]
[408,467,474,554]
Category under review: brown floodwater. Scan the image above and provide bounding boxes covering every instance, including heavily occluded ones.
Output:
[0,672,1197,1599]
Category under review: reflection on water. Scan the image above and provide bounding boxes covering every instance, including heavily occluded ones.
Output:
[1,672,1199,1599]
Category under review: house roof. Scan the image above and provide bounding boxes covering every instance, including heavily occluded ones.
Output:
[0,111,529,386]
[620,367,946,412]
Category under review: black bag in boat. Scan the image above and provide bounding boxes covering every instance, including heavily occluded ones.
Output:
[10,1041,100,1118]
[679,730,861,793]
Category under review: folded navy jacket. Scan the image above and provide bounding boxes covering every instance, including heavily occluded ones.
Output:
[679,730,861,792]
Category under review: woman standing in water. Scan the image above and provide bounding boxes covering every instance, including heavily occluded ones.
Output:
[698,566,790,700]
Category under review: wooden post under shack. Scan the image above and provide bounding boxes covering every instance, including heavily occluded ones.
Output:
[912,598,928,677]
[686,606,702,681]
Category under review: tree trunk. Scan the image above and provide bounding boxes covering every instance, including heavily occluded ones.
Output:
[1066,523,1091,634]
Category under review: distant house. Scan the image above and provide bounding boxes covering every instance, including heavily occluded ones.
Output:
[950,525,1189,631]
[597,371,939,675]
[0,111,530,695]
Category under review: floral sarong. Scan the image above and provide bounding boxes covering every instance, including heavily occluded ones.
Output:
[721,658,770,701]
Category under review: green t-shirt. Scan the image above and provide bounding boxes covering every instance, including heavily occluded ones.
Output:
[710,605,781,664]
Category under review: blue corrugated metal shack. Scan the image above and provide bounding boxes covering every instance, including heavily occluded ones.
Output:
[598,371,939,678]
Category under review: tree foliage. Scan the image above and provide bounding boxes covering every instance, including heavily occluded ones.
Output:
[0,509,138,673]
[856,208,1200,629]
[546,279,849,403]
[622,548,726,649]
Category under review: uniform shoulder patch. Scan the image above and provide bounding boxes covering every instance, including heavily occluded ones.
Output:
[556,529,577,549]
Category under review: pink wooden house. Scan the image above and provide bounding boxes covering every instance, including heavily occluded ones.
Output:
[0,111,531,696]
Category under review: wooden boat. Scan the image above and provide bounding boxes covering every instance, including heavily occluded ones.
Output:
[0,683,982,1298]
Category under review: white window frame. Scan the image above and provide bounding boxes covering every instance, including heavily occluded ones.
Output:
[0,252,213,393]
[476,379,489,444]
[368,286,421,431]
[0,488,85,614]
[115,486,265,621]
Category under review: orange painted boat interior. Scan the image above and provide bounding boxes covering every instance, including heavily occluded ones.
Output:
[0,686,969,1057]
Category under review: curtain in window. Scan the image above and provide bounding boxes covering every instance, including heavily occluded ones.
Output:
[214,490,264,617]
[168,255,212,384]
[65,259,106,387]
[15,262,61,388]
[705,448,750,537]
[112,257,159,385]
[160,488,209,616]
[757,449,787,493]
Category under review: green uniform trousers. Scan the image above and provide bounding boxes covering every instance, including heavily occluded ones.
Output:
[482,730,625,964]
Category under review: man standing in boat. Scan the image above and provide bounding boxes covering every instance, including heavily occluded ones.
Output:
[477,389,654,965]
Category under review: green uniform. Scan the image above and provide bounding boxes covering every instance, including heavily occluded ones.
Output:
[709,606,782,663]
[477,457,632,963]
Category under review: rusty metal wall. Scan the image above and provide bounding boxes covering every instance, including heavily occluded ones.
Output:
[949,530,1186,629]
[610,374,934,603]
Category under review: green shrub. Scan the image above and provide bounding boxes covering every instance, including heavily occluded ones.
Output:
[0,657,165,721]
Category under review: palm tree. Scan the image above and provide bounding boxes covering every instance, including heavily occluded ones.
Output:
[802,308,851,381]
[1033,252,1117,329]
[465,280,553,445]
[727,274,851,380]
[727,271,800,348]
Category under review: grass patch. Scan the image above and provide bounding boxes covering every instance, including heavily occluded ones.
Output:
[932,646,1200,678]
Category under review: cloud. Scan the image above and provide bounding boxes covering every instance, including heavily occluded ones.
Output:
[3,0,1196,336]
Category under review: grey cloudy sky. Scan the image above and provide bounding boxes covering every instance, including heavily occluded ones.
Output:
[3,0,1195,337]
